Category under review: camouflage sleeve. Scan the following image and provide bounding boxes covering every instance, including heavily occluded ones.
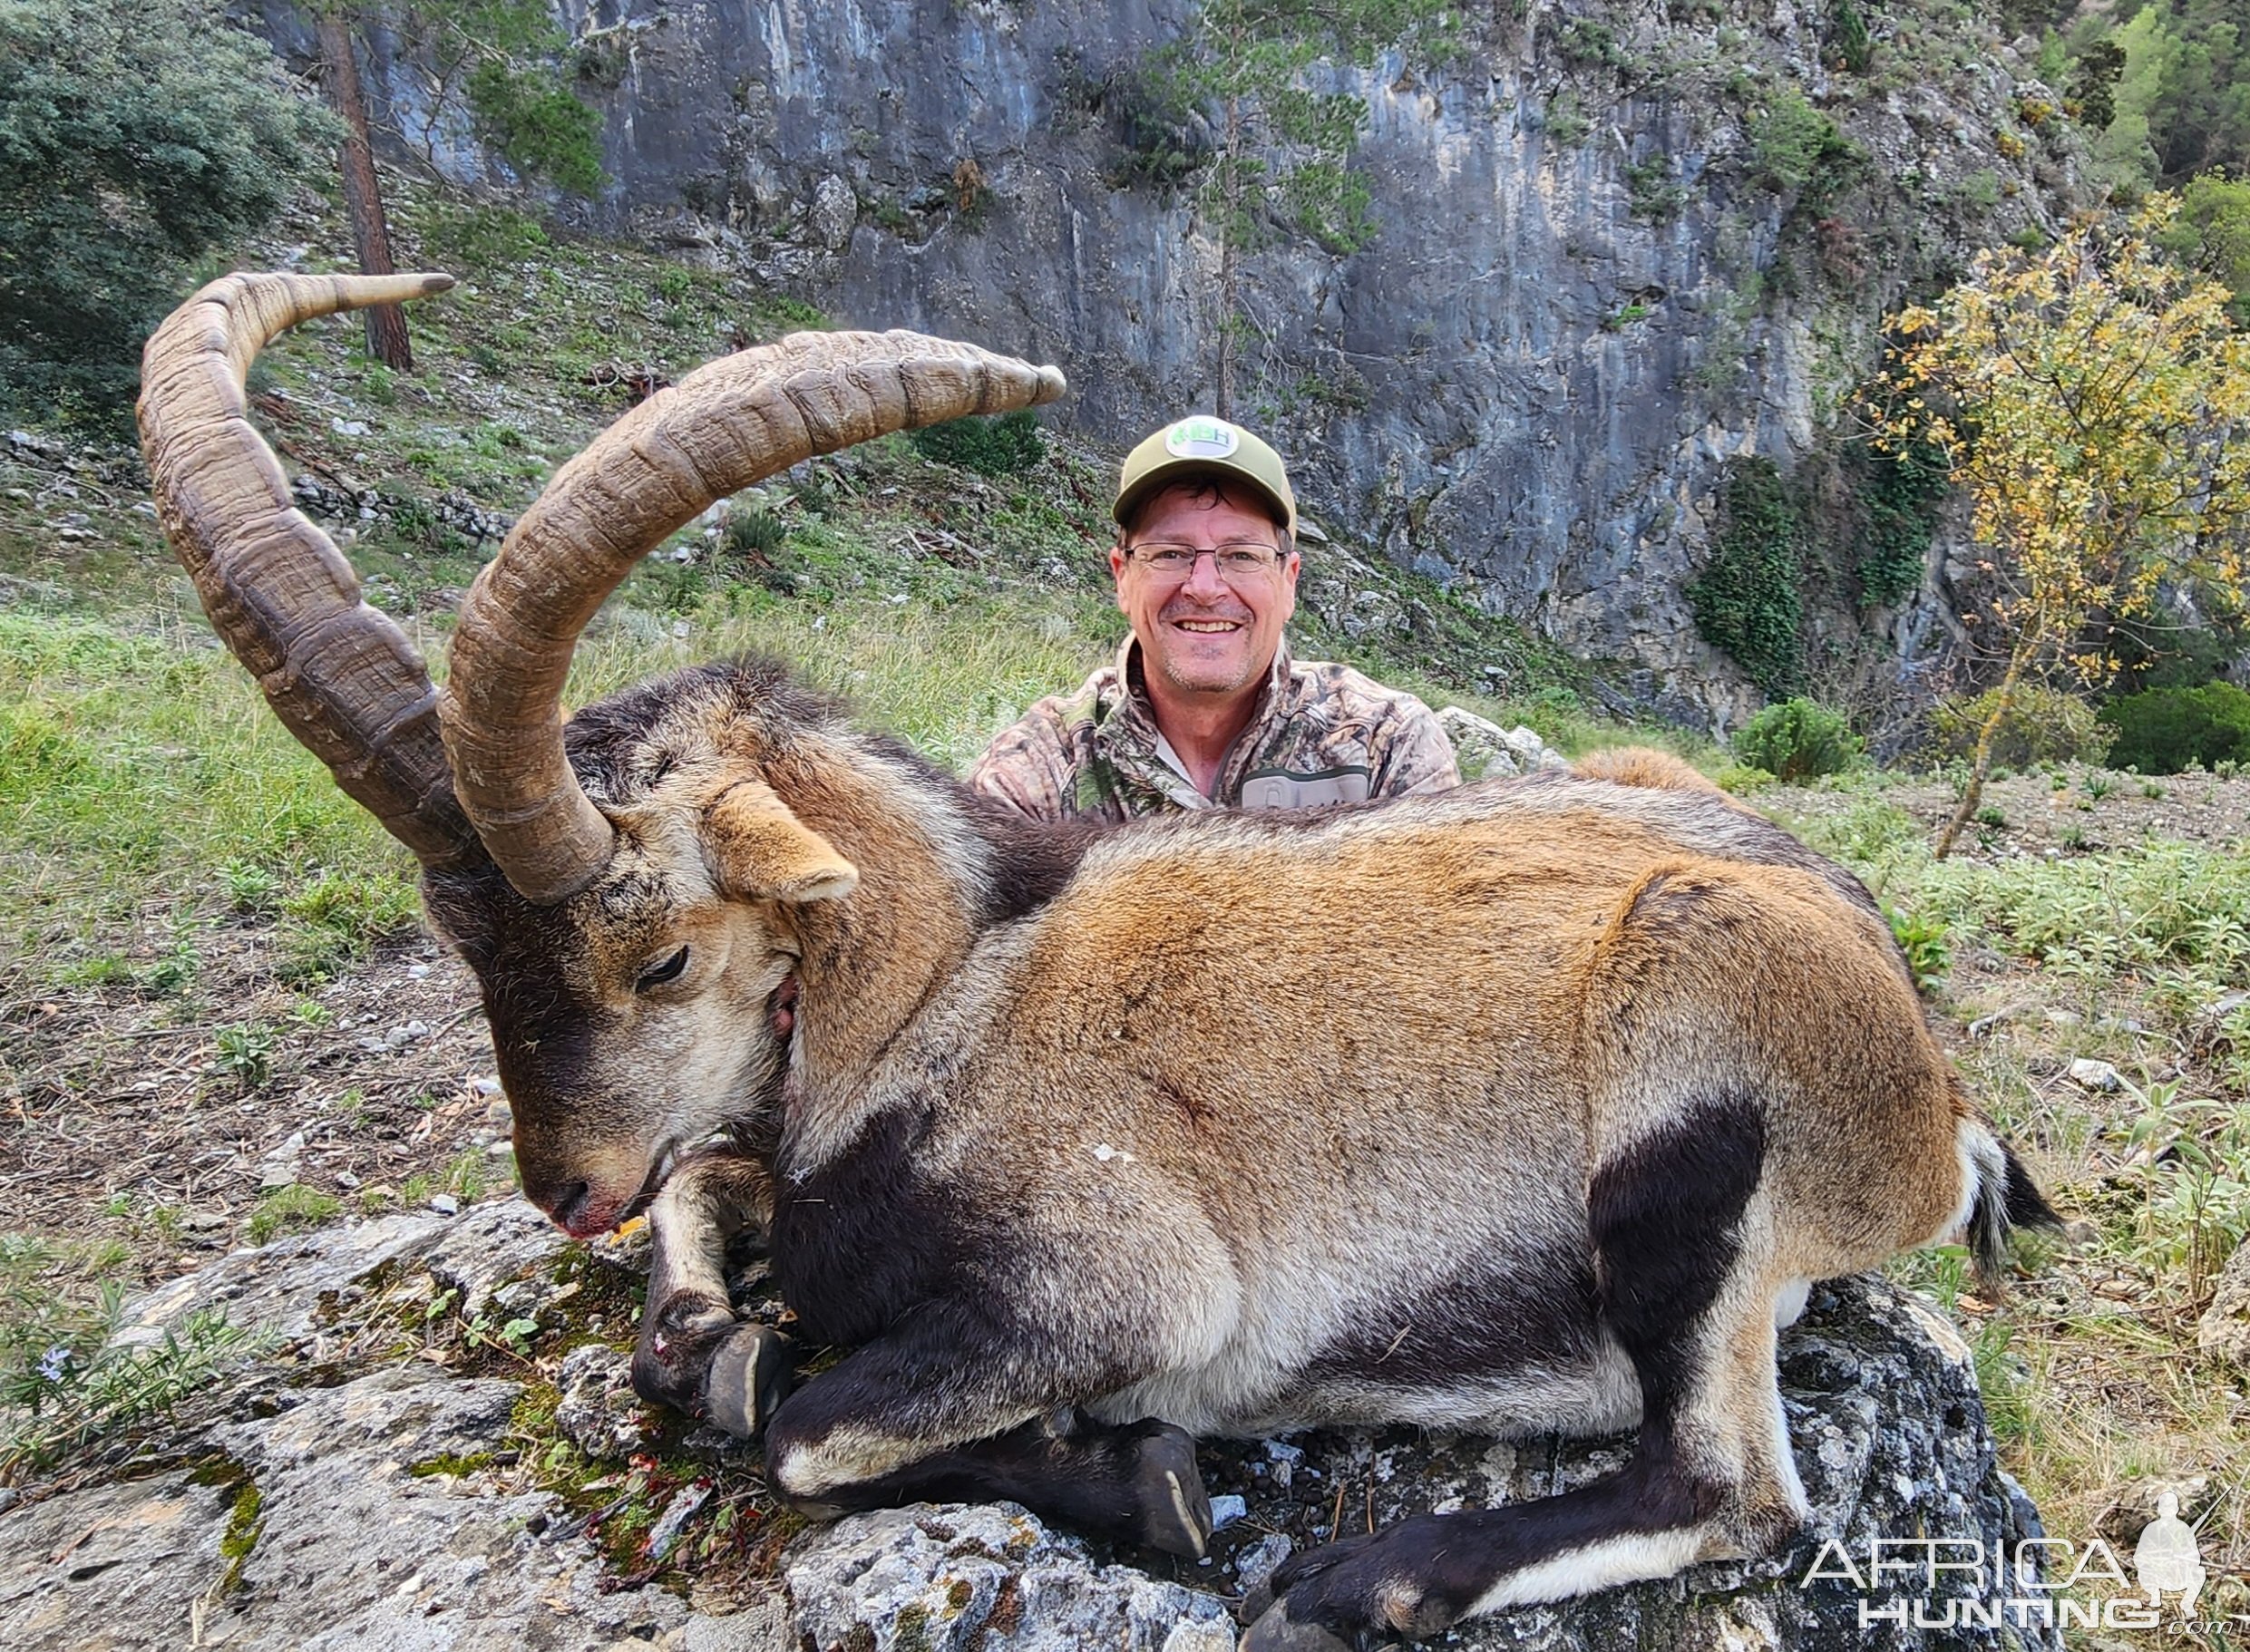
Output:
[1370,694,1462,799]
[967,701,1078,821]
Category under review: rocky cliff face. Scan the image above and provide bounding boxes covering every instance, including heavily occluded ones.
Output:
[284,1,2087,717]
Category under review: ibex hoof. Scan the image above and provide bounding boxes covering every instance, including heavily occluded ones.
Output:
[704,1322,795,1439]
[1134,1423,1213,1560]
[1239,1603,1358,1652]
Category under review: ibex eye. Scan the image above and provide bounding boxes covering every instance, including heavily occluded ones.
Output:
[637,947,690,991]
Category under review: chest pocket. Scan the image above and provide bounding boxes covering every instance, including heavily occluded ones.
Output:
[1239,770,1371,810]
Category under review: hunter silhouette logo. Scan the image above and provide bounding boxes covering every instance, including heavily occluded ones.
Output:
[2134,1492,2204,1617]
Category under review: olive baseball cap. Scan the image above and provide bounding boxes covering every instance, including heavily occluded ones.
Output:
[1113,415,1297,537]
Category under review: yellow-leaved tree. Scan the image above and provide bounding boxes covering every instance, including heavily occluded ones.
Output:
[1879,200,2250,858]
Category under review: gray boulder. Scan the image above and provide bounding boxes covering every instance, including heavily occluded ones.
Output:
[784,1505,1234,1651]
[1437,706,1571,781]
[0,1210,2054,1650]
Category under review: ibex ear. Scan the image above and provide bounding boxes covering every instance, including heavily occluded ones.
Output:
[704,780,859,903]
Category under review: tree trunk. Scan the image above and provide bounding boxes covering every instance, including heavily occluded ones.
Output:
[1215,94,1241,423]
[317,12,412,371]
[1932,653,2028,860]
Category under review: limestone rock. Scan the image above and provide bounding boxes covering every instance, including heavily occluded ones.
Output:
[3,1215,2055,1650]
[808,175,858,252]
[112,1199,565,1362]
[2067,1058,2125,1093]
[1437,706,1571,781]
[1166,1277,2056,1650]
[0,1369,712,1652]
[783,1504,1235,1651]
[554,1343,659,1461]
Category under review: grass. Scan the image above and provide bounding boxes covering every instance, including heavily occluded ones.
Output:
[246,1185,342,1246]
[0,612,408,976]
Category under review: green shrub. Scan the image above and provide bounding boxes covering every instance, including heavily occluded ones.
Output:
[1856,438,1949,607]
[1749,88,1858,196]
[1924,684,2111,771]
[1885,905,1951,994]
[909,410,1045,477]
[1830,0,1873,73]
[1732,697,1862,782]
[0,0,334,429]
[2099,682,2250,774]
[464,55,603,197]
[721,507,789,559]
[1688,458,1803,695]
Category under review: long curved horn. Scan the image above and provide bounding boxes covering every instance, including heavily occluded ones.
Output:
[443,330,1067,904]
[138,271,476,869]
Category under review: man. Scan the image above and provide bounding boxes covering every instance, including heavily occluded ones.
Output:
[969,414,1459,821]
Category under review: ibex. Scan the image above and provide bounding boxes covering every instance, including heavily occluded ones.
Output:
[141,273,2055,1651]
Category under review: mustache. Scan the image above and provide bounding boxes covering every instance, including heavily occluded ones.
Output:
[1157,604,1253,624]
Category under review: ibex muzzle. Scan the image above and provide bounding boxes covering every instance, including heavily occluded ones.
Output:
[141,274,2058,1647]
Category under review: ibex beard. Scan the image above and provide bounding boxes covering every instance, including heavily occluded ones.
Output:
[141,272,2058,1651]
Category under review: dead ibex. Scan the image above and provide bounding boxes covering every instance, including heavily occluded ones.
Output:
[142,274,2055,1650]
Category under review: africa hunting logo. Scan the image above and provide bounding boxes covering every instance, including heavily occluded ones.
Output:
[1802,1493,2206,1631]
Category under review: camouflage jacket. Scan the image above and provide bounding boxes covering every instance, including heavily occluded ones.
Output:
[967,638,1461,822]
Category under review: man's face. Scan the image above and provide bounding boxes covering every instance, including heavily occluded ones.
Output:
[1109,481,1299,700]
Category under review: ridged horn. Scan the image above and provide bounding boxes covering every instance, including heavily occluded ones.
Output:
[443,329,1067,904]
[138,270,475,869]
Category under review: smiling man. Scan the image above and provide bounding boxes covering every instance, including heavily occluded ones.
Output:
[969,415,1460,821]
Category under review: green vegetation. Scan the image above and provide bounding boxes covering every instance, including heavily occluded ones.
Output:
[908,410,1047,477]
[2155,172,2250,325]
[2082,0,2250,187]
[1686,457,1802,695]
[2099,682,2250,774]
[719,507,790,561]
[1853,438,1948,608]
[1828,0,1873,74]
[449,0,607,195]
[1731,697,1861,782]
[1911,837,2250,979]
[246,1186,343,1246]
[218,1481,264,1592]
[1925,684,2112,772]
[0,615,408,973]
[1748,87,1859,199]
[1885,904,1951,995]
[1127,0,1460,413]
[214,1024,275,1091]
[0,0,333,429]
[0,1232,268,1480]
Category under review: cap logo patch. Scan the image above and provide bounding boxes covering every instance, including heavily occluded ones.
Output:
[1164,417,1240,460]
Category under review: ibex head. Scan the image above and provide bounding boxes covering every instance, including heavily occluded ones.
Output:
[140,273,1063,1235]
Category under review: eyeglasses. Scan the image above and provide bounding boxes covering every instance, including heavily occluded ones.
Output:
[1122,540,1287,580]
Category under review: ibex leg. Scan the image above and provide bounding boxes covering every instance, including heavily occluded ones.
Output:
[630,1151,793,1435]
[764,1320,1213,1560]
